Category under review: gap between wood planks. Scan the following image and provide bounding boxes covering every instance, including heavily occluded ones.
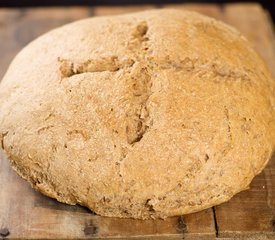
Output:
[212,207,219,238]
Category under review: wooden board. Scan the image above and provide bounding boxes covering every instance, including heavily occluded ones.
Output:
[0,3,274,239]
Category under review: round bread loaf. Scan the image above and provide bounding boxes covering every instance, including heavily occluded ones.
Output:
[0,9,274,219]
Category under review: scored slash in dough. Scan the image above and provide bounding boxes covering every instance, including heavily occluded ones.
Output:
[0,9,274,219]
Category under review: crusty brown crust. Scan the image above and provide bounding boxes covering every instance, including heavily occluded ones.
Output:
[0,9,274,219]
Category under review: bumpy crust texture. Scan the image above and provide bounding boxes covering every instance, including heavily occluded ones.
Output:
[0,9,274,219]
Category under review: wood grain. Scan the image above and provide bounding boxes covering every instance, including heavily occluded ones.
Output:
[163,3,223,20]
[0,3,274,239]
[93,5,156,16]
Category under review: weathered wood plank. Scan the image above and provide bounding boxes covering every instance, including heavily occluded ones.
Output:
[163,3,223,20]
[214,3,275,238]
[94,5,156,16]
